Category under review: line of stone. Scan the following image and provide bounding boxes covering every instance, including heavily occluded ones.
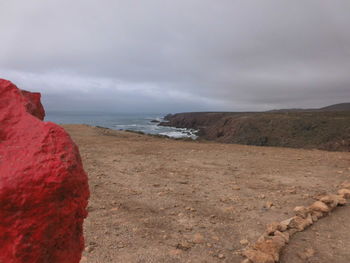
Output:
[241,181,350,263]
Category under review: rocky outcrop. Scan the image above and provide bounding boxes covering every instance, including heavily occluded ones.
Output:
[160,111,350,151]
[0,79,89,263]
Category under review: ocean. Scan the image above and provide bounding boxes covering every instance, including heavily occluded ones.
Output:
[46,112,198,139]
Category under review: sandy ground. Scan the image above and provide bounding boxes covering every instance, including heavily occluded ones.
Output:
[62,124,350,263]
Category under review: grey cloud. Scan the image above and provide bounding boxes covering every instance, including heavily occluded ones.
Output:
[1,0,349,112]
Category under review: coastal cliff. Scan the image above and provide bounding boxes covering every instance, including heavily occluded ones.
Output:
[160,110,350,151]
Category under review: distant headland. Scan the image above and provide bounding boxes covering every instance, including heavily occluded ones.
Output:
[160,103,350,151]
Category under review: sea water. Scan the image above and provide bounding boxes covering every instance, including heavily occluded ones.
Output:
[46,112,198,139]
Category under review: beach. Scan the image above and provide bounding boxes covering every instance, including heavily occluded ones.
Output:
[63,124,350,263]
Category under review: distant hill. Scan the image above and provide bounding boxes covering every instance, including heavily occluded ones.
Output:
[160,104,350,151]
[268,102,350,112]
[319,103,350,111]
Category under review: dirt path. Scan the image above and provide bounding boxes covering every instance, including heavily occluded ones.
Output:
[62,125,350,263]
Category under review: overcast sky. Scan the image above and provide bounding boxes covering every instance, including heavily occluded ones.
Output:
[1,0,349,113]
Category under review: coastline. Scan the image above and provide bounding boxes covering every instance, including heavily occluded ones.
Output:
[46,112,198,140]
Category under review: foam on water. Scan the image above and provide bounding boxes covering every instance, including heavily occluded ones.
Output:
[46,112,198,139]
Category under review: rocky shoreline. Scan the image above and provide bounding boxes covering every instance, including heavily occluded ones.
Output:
[160,111,350,151]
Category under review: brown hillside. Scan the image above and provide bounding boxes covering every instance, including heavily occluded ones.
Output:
[161,111,350,151]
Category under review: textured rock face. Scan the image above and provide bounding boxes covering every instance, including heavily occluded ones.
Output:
[0,79,89,263]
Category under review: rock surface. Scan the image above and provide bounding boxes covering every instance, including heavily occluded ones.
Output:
[0,79,89,263]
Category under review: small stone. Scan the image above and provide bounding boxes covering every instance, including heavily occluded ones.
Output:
[266,222,280,235]
[336,195,347,205]
[252,237,286,262]
[274,230,289,243]
[185,226,193,231]
[288,215,313,231]
[286,188,297,194]
[116,243,125,248]
[309,201,330,213]
[279,218,293,231]
[240,239,249,246]
[340,181,350,189]
[293,206,310,218]
[310,211,324,222]
[85,246,94,253]
[243,248,275,263]
[193,233,205,244]
[298,248,315,260]
[257,235,266,243]
[177,240,193,251]
[168,249,182,256]
[212,236,220,241]
[319,194,346,208]
[264,201,273,209]
[232,185,241,190]
[223,206,235,213]
[338,189,350,199]
[218,253,225,259]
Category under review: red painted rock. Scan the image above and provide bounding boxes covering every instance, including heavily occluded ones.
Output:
[0,79,89,263]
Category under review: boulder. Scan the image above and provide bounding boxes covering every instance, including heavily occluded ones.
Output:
[0,79,89,263]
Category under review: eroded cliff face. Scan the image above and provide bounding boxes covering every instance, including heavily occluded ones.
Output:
[161,111,350,151]
[0,79,89,263]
